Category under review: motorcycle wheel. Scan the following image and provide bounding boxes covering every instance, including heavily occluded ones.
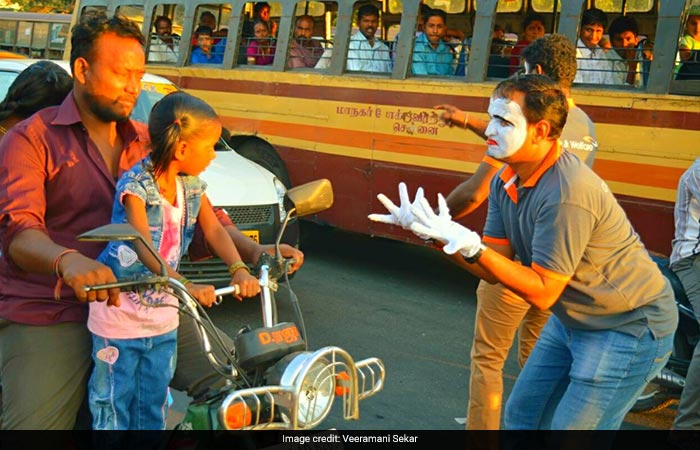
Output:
[630,383,676,414]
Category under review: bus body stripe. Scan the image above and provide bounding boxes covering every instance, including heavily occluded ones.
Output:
[169,75,700,130]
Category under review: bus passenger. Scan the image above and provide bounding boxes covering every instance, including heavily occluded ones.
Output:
[0,60,72,145]
[508,13,545,75]
[676,7,700,80]
[246,20,276,65]
[346,4,392,73]
[435,34,598,430]
[374,74,677,430]
[190,26,223,65]
[288,15,323,69]
[607,15,650,87]
[411,8,454,76]
[574,8,615,84]
[148,15,179,63]
[198,11,227,39]
[243,2,278,39]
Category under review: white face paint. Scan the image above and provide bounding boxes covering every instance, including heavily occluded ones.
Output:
[484,96,528,160]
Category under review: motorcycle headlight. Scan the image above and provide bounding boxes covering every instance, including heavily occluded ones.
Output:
[270,352,335,428]
[274,177,287,222]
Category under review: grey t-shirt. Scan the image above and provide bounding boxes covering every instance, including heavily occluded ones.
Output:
[484,150,677,338]
[560,104,598,168]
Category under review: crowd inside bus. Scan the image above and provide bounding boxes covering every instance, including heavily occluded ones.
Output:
[72,0,697,96]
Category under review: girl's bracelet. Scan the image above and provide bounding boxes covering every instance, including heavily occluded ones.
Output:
[229,261,251,276]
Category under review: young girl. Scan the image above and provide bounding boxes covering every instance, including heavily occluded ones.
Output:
[87,91,260,430]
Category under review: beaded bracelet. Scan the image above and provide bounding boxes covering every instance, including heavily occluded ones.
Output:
[229,261,250,276]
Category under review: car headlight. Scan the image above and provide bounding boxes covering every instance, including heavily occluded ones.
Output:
[274,177,287,221]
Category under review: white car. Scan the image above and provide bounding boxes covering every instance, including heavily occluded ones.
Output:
[0,58,294,284]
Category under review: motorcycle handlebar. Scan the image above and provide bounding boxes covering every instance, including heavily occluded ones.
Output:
[85,279,241,306]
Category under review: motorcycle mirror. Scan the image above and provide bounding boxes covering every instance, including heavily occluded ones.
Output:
[77,223,142,242]
[77,223,168,278]
[286,179,334,218]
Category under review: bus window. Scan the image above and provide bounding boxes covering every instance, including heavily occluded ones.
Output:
[239,2,277,67]
[288,2,335,70]
[190,5,231,66]
[388,0,466,14]
[606,14,653,88]
[114,5,145,28]
[147,4,185,65]
[15,21,32,50]
[531,0,562,13]
[48,22,69,55]
[410,7,456,77]
[0,20,16,51]
[594,0,654,13]
[346,1,393,74]
[674,3,700,81]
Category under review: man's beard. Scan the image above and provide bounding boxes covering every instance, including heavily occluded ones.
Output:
[84,90,132,123]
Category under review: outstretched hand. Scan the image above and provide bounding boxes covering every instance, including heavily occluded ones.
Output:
[368,182,425,231]
[410,194,483,258]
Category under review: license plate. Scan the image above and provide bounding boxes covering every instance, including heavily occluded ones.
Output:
[242,230,260,243]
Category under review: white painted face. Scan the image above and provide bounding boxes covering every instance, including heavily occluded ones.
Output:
[484,96,528,159]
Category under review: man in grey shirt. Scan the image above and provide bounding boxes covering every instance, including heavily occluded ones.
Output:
[432,34,598,430]
[371,74,676,429]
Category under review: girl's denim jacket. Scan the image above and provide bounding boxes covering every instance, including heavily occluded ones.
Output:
[97,156,206,280]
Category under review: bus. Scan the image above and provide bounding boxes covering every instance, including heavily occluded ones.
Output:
[0,11,72,59]
[67,0,700,256]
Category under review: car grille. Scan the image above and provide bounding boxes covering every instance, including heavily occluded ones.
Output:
[221,204,275,225]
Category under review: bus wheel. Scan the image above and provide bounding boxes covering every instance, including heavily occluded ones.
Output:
[230,138,292,189]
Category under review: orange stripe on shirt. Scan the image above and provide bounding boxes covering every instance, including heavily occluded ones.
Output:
[532,262,572,282]
[483,236,510,246]
[482,155,504,169]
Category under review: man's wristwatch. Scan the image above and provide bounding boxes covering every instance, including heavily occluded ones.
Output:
[464,244,486,264]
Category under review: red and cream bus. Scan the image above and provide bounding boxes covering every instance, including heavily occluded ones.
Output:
[70,0,700,255]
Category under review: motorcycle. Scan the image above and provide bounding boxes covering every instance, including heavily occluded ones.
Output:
[631,253,699,414]
[79,178,385,430]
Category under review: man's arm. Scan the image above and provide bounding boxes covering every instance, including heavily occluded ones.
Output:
[434,104,488,138]
[211,208,304,273]
[446,160,499,219]
[225,224,304,273]
[472,244,569,310]
[8,229,121,305]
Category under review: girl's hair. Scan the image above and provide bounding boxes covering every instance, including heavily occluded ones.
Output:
[0,61,72,121]
[148,91,219,177]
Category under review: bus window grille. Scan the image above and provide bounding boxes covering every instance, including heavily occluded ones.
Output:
[223,205,274,225]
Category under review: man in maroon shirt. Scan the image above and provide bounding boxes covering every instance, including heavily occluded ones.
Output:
[0,12,302,430]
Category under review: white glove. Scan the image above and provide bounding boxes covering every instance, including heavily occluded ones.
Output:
[368,182,425,231]
[410,194,483,258]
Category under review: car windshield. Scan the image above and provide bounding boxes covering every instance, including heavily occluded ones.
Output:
[0,70,20,100]
[132,89,166,123]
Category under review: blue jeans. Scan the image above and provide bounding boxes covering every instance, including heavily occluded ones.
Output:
[88,329,177,430]
[504,315,672,430]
